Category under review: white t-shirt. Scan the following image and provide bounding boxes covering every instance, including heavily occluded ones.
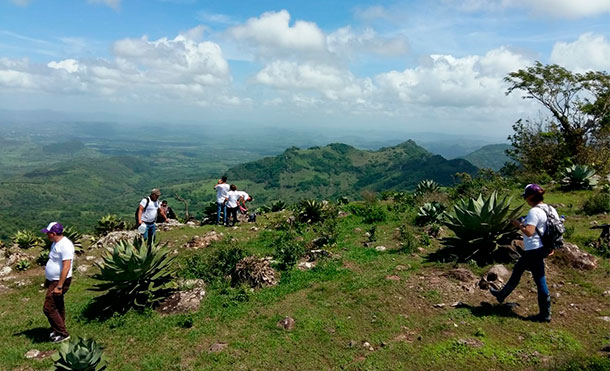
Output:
[45,237,75,281]
[215,183,230,204]
[226,190,241,208]
[523,204,560,251]
[236,191,250,201]
[140,197,160,223]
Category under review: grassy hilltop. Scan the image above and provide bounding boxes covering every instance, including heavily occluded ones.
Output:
[1,184,609,370]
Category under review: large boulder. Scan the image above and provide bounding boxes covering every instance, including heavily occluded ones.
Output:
[157,219,185,232]
[95,230,141,249]
[157,279,206,315]
[184,231,223,249]
[486,264,511,282]
[555,242,597,270]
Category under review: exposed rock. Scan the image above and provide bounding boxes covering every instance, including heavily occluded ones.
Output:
[6,250,32,266]
[311,237,329,248]
[298,261,316,271]
[14,279,31,287]
[305,249,332,261]
[24,349,54,360]
[457,338,484,348]
[386,275,401,281]
[85,256,96,261]
[95,230,141,248]
[157,219,185,232]
[233,256,278,288]
[599,316,610,322]
[277,316,296,331]
[444,268,477,282]
[0,266,12,277]
[157,286,206,315]
[208,342,228,353]
[184,231,223,250]
[486,264,511,282]
[555,242,598,270]
[338,211,349,218]
[76,265,90,274]
[375,246,387,252]
[433,303,446,308]
[177,279,206,290]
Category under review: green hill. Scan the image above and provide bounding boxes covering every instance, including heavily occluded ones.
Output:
[461,144,513,171]
[225,140,478,203]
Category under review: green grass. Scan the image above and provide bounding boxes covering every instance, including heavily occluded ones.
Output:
[1,192,610,370]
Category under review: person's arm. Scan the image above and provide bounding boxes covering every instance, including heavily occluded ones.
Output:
[137,205,144,225]
[52,259,72,296]
[158,207,168,222]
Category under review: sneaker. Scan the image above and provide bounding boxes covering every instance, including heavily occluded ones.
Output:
[52,334,70,343]
[49,331,57,339]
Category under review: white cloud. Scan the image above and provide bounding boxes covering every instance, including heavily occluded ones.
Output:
[10,0,32,7]
[254,60,375,102]
[227,10,327,58]
[550,33,610,72]
[48,59,80,73]
[327,26,409,57]
[197,11,238,26]
[445,0,610,18]
[376,46,531,107]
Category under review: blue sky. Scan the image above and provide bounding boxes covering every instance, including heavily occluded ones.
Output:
[0,0,609,136]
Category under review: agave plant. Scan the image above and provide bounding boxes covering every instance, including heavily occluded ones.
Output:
[443,192,523,264]
[15,259,31,271]
[255,205,272,214]
[37,250,50,266]
[297,200,327,223]
[11,230,45,249]
[271,200,287,212]
[95,214,126,236]
[201,202,218,224]
[414,179,441,197]
[90,238,175,314]
[560,164,598,190]
[336,196,350,205]
[52,336,107,371]
[415,202,446,226]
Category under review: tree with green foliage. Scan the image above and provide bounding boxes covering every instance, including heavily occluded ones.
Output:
[505,62,610,174]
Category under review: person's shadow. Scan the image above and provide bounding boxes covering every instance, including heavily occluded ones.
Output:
[13,327,51,344]
[458,301,527,320]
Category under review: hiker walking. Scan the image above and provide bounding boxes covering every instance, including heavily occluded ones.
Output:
[41,222,74,343]
[224,184,243,227]
[137,188,164,247]
[214,176,230,225]
[490,184,560,322]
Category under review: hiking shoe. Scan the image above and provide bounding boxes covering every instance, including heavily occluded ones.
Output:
[526,313,551,323]
[49,331,57,339]
[52,334,70,343]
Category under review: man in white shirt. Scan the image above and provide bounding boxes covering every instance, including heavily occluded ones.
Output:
[236,190,252,214]
[214,176,230,225]
[41,222,74,343]
[137,188,164,247]
[224,184,243,227]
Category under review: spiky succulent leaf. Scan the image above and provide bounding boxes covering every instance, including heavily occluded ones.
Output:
[11,230,45,249]
[416,202,446,226]
[90,238,175,314]
[443,192,523,263]
[271,200,287,212]
[51,336,107,371]
[297,200,327,223]
[414,179,441,196]
[560,164,598,190]
[95,214,126,236]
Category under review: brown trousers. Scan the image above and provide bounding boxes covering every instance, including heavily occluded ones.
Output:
[43,278,72,337]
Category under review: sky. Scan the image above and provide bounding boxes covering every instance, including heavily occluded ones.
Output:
[0,0,609,138]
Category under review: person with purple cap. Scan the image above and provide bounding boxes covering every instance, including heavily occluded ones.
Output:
[41,222,74,343]
[490,184,560,322]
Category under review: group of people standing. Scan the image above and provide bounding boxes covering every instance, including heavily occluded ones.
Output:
[214,176,252,227]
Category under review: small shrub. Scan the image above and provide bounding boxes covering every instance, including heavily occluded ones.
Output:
[271,200,287,212]
[273,234,305,270]
[297,200,328,223]
[361,190,378,204]
[52,336,107,370]
[367,226,377,242]
[15,260,31,271]
[183,244,247,283]
[563,225,575,240]
[398,225,418,253]
[95,214,126,236]
[176,314,194,329]
[336,196,350,205]
[583,192,610,215]
[415,202,446,226]
[362,205,387,224]
[11,230,45,249]
[420,233,432,247]
[414,179,441,197]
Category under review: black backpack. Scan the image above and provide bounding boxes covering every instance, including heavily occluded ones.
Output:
[135,197,150,224]
[535,205,565,251]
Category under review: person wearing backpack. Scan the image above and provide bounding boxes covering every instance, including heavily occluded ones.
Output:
[136,188,164,247]
[490,184,563,322]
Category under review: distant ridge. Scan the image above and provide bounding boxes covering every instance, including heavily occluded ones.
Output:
[461,144,513,171]
[227,140,478,202]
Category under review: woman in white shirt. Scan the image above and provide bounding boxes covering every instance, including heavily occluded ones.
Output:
[490,184,558,322]
[224,184,243,227]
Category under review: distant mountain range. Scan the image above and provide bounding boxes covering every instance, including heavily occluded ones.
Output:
[461,144,513,171]
[225,140,478,203]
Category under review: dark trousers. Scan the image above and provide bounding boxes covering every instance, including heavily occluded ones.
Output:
[227,207,238,226]
[505,248,550,298]
[43,278,72,336]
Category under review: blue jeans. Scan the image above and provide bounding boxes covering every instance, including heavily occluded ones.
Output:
[142,223,156,247]
[217,202,227,225]
[505,247,550,299]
